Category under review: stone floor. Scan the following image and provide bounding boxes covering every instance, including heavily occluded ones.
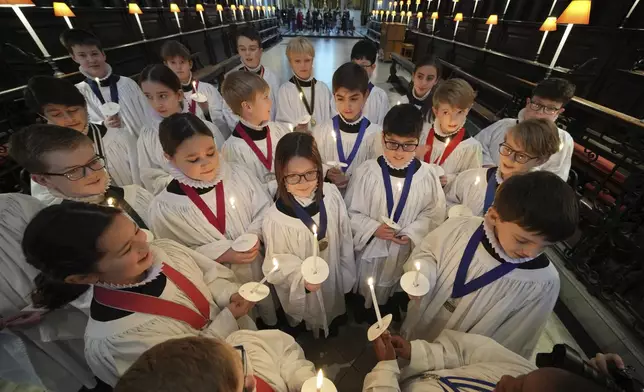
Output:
[260,37,587,388]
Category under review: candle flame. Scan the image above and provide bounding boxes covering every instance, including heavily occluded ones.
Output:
[106,197,116,207]
[316,369,324,389]
[288,124,294,132]
[415,261,420,271]
[368,277,374,286]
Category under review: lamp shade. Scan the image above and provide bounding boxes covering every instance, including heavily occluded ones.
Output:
[0,0,34,6]
[169,2,180,12]
[454,12,463,21]
[239,5,244,10]
[539,16,557,31]
[53,2,74,17]
[380,10,384,14]
[250,5,254,11]
[406,10,412,16]
[486,14,498,25]
[431,11,438,19]
[557,0,591,25]
[128,2,142,14]
[394,1,397,6]
[196,3,204,11]
[230,4,236,10]
[417,11,422,17]
[216,4,223,10]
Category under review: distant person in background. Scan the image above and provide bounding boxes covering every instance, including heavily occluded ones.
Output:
[474,78,575,181]
[306,9,311,30]
[297,9,304,31]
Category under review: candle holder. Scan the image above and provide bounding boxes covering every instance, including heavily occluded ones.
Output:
[367,313,393,341]
[231,233,258,252]
[447,204,474,218]
[302,373,337,392]
[400,269,430,297]
[301,256,329,285]
[325,161,348,170]
[100,102,120,117]
[238,281,270,302]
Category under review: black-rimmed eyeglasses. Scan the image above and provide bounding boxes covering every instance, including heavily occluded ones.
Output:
[37,155,106,181]
[499,143,538,164]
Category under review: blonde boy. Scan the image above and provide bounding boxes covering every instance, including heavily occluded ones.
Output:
[417,78,482,186]
[221,71,290,196]
[276,37,333,131]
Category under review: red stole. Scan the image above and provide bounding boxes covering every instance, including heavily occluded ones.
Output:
[423,127,466,165]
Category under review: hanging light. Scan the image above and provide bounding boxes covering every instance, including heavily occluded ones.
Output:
[53,2,74,29]
[128,3,145,38]
[216,4,223,21]
[535,16,556,61]
[239,4,245,20]
[392,10,396,22]
[385,9,390,21]
[249,5,254,18]
[379,9,384,20]
[483,14,497,49]
[452,12,462,41]
[431,11,438,34]
[548,0,591,75]
[169,3,181,31]
[196,3,207,26]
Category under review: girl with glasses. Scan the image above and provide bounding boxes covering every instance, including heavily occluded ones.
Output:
[149,113,277,327]
[345,104,446,324]
[262,132,355,338]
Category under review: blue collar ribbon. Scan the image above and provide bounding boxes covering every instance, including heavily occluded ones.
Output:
[368,82,375,93]
[288,195,327,240]
[333,115,369,173]
[483,167,498,213]
[378,158,415,223]
[438,376,496,392]
[451,224,517,299]
[86,75,120,105]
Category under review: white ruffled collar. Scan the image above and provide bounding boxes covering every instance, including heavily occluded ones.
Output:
[181,72,194,87]
[482,219,536,264]
[48,173,111,204]
[383,154,414,170]
[94,259,164,289]
[495,167,504,185]
[79,63,113,81]
[293,73,314,82]
[412,88,431,101]
[239,117,267,130]
[339,114,364,126]
[433,118,464,138]
[244,64,262,73]
[168,163,223,189]
[517,108,526,122]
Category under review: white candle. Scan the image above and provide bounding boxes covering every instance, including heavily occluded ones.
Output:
[439,137,451,163]
[368,277,383,327]
[251,258,278,293]
[311,224,318,272]
[218,9,223,20]
[414,261,420,286]
[389,181,403,220]
[316,369,323,392]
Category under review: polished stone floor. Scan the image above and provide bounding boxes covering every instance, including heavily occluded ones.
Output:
[260,37,587,389]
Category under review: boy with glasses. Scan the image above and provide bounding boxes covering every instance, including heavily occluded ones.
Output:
[345,104,446,324]
[350,40,390,126]
[9,124,152,229]
[445,119,560,216]
[114,334,315,392]
[474,78,575,181]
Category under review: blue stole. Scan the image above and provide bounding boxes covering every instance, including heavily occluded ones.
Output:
[288,194,327,240]
[86,75,120,105]
[378,158,416,223]
[368,82,375,93]
[436,376,496,392]
[333,115,370,173]
[483,167,498,213]
[451,224,517,299]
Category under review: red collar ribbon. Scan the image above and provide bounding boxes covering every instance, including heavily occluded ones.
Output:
[179,181,226,234]
[423,127,466,165]
[234,123,273,171]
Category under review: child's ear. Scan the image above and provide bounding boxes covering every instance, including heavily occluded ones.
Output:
[31,174,49,188]
[486,206,500,223]
[432,106,438,116]
[188,60,193,69]
[163,152,173,162]
[65,273,100,285]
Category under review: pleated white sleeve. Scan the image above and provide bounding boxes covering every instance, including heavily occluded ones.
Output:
[102,128,141,187]
[137,124,173,195]
[201,81,231,139]
[363,85,390,126]
[443,167,489,215]
[122,184,154,228]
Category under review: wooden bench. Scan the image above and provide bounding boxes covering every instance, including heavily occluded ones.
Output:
[192,55,242,87]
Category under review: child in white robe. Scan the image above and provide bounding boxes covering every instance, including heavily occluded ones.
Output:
[416,78,482,186]
[137,64,226,194]
[276,37,333,131]
[313,62,382,190]
[222,27,282,129]
[402,171,579,359]
[24,76,140,190]
[115,334,315,392]
[9,124,152,231]
[263,132,355,337]
[22,202,257,386]
[474,77,576,181]
[220,70,291,197]
[149,113,277,326]
[161,40,230,137]
[60,29,153,137]
[350,40,390,126]
[345,104,446,323]
[445,119,561,216]
[397,56,441,126]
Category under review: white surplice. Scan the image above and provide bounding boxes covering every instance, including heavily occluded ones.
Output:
[262,183,356,337]
[345,158,446,305]
[76,64,154,138]
[137,114,225,194]
[148,162,276,324]
[84,239,256,386]
[473,109,574,181]
[225,329,315,392]
[100,124,141,187]
[444,167,502,216]
[182,78,231,139]
[363,84,390,126]
[313,116,382,179]
[275,77,334,128]
[362,330,535,392]
[401,217,559,359]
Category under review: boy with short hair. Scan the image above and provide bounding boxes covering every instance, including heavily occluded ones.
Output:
[475,78,575,181]
[114,334,315,392]
[445,118,560,216]
[222,28,282,130]
[221,71,291,196]
[312,62,382,189]
[350,40,390,126]
[161,40,230,137]
[345,104,446,323]
[59,29,152,137]
[401,171,579,359]
[276,37,333,131]
[417,78,482,186]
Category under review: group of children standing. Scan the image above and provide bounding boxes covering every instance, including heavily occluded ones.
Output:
[1,27,580,390]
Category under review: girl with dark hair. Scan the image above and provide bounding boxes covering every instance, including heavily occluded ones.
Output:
[24,75,141,200]
[262,132,355,338]
[398,56,441,123]
[149,113,277,326]
[137,64,226,194]
[22,202,256,387]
